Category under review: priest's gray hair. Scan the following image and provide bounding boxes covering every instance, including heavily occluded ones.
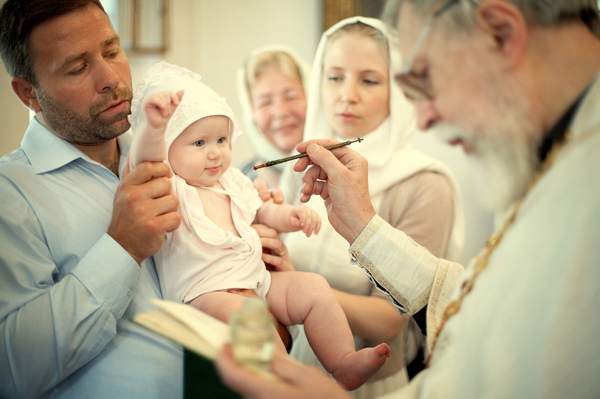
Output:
[382,0,600,37]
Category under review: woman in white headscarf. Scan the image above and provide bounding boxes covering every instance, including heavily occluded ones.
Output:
[238,46,311,189]
[280,17,465,398]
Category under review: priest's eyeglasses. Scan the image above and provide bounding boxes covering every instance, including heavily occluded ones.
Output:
[395,0,460,102]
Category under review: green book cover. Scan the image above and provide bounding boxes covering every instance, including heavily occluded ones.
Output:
[184,349,241,399]
[134,299,242,398]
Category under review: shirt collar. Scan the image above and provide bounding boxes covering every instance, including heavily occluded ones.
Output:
[21,116,84,174]
[21,116,132,176]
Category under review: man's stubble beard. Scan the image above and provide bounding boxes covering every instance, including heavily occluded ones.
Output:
[36,86,133,145]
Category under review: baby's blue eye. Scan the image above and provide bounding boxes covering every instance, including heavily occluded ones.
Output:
[217,136,227,144]
[193,140,205,147]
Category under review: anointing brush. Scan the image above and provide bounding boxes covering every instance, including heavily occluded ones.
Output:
[253,137,364,170]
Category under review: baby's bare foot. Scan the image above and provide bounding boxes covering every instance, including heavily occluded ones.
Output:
[332,343,391,390]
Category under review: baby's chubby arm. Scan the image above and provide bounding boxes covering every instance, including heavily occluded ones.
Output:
[131,90,183,165]
[255,202,321,237]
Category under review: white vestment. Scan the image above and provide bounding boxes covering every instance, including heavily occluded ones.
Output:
[353,76,600,398]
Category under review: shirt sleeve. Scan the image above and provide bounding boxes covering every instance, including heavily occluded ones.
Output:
[0,180,140,398]
[377,171,457,341]
[350,215,459,315]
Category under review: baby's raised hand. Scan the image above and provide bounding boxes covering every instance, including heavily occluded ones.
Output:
[289,205,321,237]
[144,90,184,129]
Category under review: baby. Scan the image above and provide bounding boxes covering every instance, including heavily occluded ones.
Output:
[129,62,389,390]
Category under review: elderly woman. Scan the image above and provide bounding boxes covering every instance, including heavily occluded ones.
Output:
[239,46,310,189]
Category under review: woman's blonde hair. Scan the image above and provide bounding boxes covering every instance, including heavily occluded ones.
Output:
[244,50,304,99]
[326,21,389,65]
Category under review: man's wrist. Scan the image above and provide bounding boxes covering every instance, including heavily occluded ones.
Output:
[348,209,376,244]
[107,231,143,266]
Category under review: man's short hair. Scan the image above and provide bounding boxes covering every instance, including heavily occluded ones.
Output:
[383,0,600,38]
[0,0,106,85]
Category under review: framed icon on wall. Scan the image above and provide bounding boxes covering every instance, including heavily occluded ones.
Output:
[323,0,386,30]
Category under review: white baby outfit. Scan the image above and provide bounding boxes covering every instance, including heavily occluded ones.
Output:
[129,61,271,303]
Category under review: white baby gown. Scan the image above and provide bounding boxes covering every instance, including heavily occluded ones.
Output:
[156,167,270,303]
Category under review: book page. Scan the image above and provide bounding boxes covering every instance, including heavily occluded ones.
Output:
[134,299,229,359]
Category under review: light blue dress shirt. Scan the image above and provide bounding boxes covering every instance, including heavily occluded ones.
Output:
[0,117,182,398]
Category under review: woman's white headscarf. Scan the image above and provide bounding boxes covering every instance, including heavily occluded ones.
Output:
[282,16,464,261]
[286,19,464,387]
[303,16,440,195]
[237,45,311,170]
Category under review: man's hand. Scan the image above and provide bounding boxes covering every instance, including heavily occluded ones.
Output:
[144,90,183,129]
[108,162,180,264]
[252,224,295,272]
[293,139,375,244]
[216,345,350,399]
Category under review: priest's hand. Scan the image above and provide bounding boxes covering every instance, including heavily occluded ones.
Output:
[216,345,350,399]
[293,139,375,244]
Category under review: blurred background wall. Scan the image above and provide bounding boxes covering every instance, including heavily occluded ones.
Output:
[0,0,494,264]
[0,0,389,162]
[0,64,25,154]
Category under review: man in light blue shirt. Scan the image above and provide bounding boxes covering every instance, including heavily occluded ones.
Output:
[0,0,182,397]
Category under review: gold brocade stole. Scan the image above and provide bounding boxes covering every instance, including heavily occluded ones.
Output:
[425,130,576,366]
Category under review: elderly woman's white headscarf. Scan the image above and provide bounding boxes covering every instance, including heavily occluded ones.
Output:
[129,61,242,168]
[237,46,311,171]
[282,17,464,261]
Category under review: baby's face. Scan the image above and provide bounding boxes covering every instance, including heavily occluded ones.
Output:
[168,115,232,187]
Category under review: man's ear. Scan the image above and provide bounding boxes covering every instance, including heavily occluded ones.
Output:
[11,76,42,112]
[475,0,528,68]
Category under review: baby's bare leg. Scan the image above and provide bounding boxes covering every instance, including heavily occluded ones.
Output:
[267,272,354,359]
[189,291,246,323]
[190,291,287,353]
[267,272,390,390]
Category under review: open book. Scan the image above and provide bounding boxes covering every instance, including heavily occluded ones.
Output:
[135,299,243,399]
[134,298,229,360]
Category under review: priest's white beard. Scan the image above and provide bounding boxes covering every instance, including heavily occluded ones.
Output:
[433,108,539,213]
